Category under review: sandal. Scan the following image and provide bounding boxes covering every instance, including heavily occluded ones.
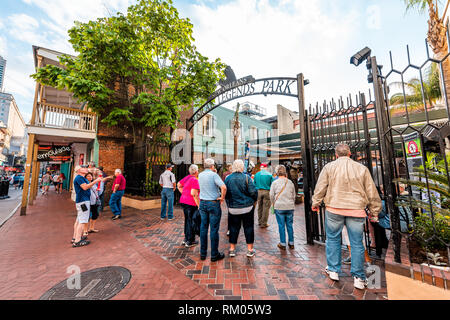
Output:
[73,239,90,248]
[72,236,87,243]
[88,229,99,233]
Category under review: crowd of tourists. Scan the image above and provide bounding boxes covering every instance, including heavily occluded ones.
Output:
[161,143,384,290]
[164,157,297,262]
[69,142,385,290]
[71,163,127,248]
[39,170,65,195]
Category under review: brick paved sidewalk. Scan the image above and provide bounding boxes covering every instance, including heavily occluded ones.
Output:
[115,203,388,300]
[0,191,214,300]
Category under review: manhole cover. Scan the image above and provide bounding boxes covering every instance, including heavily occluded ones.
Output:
[40,266,131,300]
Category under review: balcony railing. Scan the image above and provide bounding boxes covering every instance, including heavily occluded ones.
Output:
[34,103,97,133]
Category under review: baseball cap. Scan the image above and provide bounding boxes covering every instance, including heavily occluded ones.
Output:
[260,163,268,168]
[166,163,174,169]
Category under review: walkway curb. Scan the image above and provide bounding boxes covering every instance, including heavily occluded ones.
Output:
[0,202,21,229]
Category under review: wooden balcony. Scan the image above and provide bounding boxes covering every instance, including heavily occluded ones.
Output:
[33,102,97,133]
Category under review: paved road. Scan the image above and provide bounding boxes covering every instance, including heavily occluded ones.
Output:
[0,186,22,228]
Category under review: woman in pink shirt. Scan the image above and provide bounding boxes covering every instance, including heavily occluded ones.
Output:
[177,164,200,248]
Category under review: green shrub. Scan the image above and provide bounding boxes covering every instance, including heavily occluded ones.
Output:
[412,212,450,251]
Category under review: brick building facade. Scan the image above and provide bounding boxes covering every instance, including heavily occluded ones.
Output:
[97,106,193,202]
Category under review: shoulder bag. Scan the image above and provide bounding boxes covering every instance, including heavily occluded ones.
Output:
[271,179,288,215]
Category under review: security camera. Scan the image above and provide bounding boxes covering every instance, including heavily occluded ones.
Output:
[350,47,372,66]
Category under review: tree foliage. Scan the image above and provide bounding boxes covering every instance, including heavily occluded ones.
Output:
[395,152,450,251]
[31,0,225,144]
[388,63,442,110]
[403,0,435,14]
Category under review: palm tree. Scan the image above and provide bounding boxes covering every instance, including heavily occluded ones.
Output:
[403,0,450,105]
[389,62,442,112]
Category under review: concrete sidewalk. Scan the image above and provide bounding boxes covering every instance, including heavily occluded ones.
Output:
[0,186,22,228]
[0,191,214,300]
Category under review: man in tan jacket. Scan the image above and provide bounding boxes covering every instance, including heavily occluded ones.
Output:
[312,144,381,290]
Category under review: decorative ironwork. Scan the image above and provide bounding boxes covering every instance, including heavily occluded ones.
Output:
[301,28,450,265]
[187,77,300,131]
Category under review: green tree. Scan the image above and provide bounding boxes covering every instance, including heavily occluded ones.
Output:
[395,153,450,252]
[402,0,450,106]
[389,63,442,109]
[31,0,224,145]
[31,0,225,197]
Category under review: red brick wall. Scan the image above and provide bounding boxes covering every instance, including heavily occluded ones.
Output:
[97,122,129,204]
[97,106,193,203]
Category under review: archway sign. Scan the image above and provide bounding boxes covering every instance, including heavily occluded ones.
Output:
[186,73,309,131]
[185,71,314,246]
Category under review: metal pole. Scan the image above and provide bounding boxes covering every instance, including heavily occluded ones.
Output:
[370,56,401,263]
[297,73,314,245]
[186,119,194,165]
[360,93,373,172]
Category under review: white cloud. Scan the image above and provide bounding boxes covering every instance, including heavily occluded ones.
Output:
[186,0,364,113]
[7,14,46,45]
[0,36,7,57]
[4,52,35,99]
[2,0,135,117]
[22,0,133,32]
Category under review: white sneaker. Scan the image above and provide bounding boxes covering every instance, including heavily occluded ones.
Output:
[325,267,339,281]
[353,277,368,290]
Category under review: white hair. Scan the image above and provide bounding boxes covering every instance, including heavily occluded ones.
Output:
[189,164,199,175]
[74,165,82,173]
[115,169,122,174]
[336,144,351,157]
[232,159,245,173]
[204,158,215,169]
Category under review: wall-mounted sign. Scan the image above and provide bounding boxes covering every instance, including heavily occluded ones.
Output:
[403,132,422,158]
[37,145,71,162]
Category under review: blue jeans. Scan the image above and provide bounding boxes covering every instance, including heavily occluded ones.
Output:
[161,188,174,219]
[325,210,366,279]
[199,201,222,258]
[109,190,124,216]
[182,204,197,243]
[275,210,294,246]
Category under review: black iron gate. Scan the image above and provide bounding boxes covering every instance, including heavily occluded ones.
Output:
[306,93,378,250]
[301,34,450,264]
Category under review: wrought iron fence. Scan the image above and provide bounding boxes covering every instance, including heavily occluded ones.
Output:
[307,93,381,254]
[304,32,450,266]
[124,141,170,197]
[375,35,450,266]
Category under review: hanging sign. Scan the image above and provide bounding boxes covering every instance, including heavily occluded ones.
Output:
[37,145,71,162]
[403,132,422,158]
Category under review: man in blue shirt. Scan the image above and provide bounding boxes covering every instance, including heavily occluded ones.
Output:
[198,158,227,261]
[253,163,274,228]
[72,165,102,248]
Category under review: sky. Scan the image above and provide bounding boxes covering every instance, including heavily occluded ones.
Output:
[0,0,434,123]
